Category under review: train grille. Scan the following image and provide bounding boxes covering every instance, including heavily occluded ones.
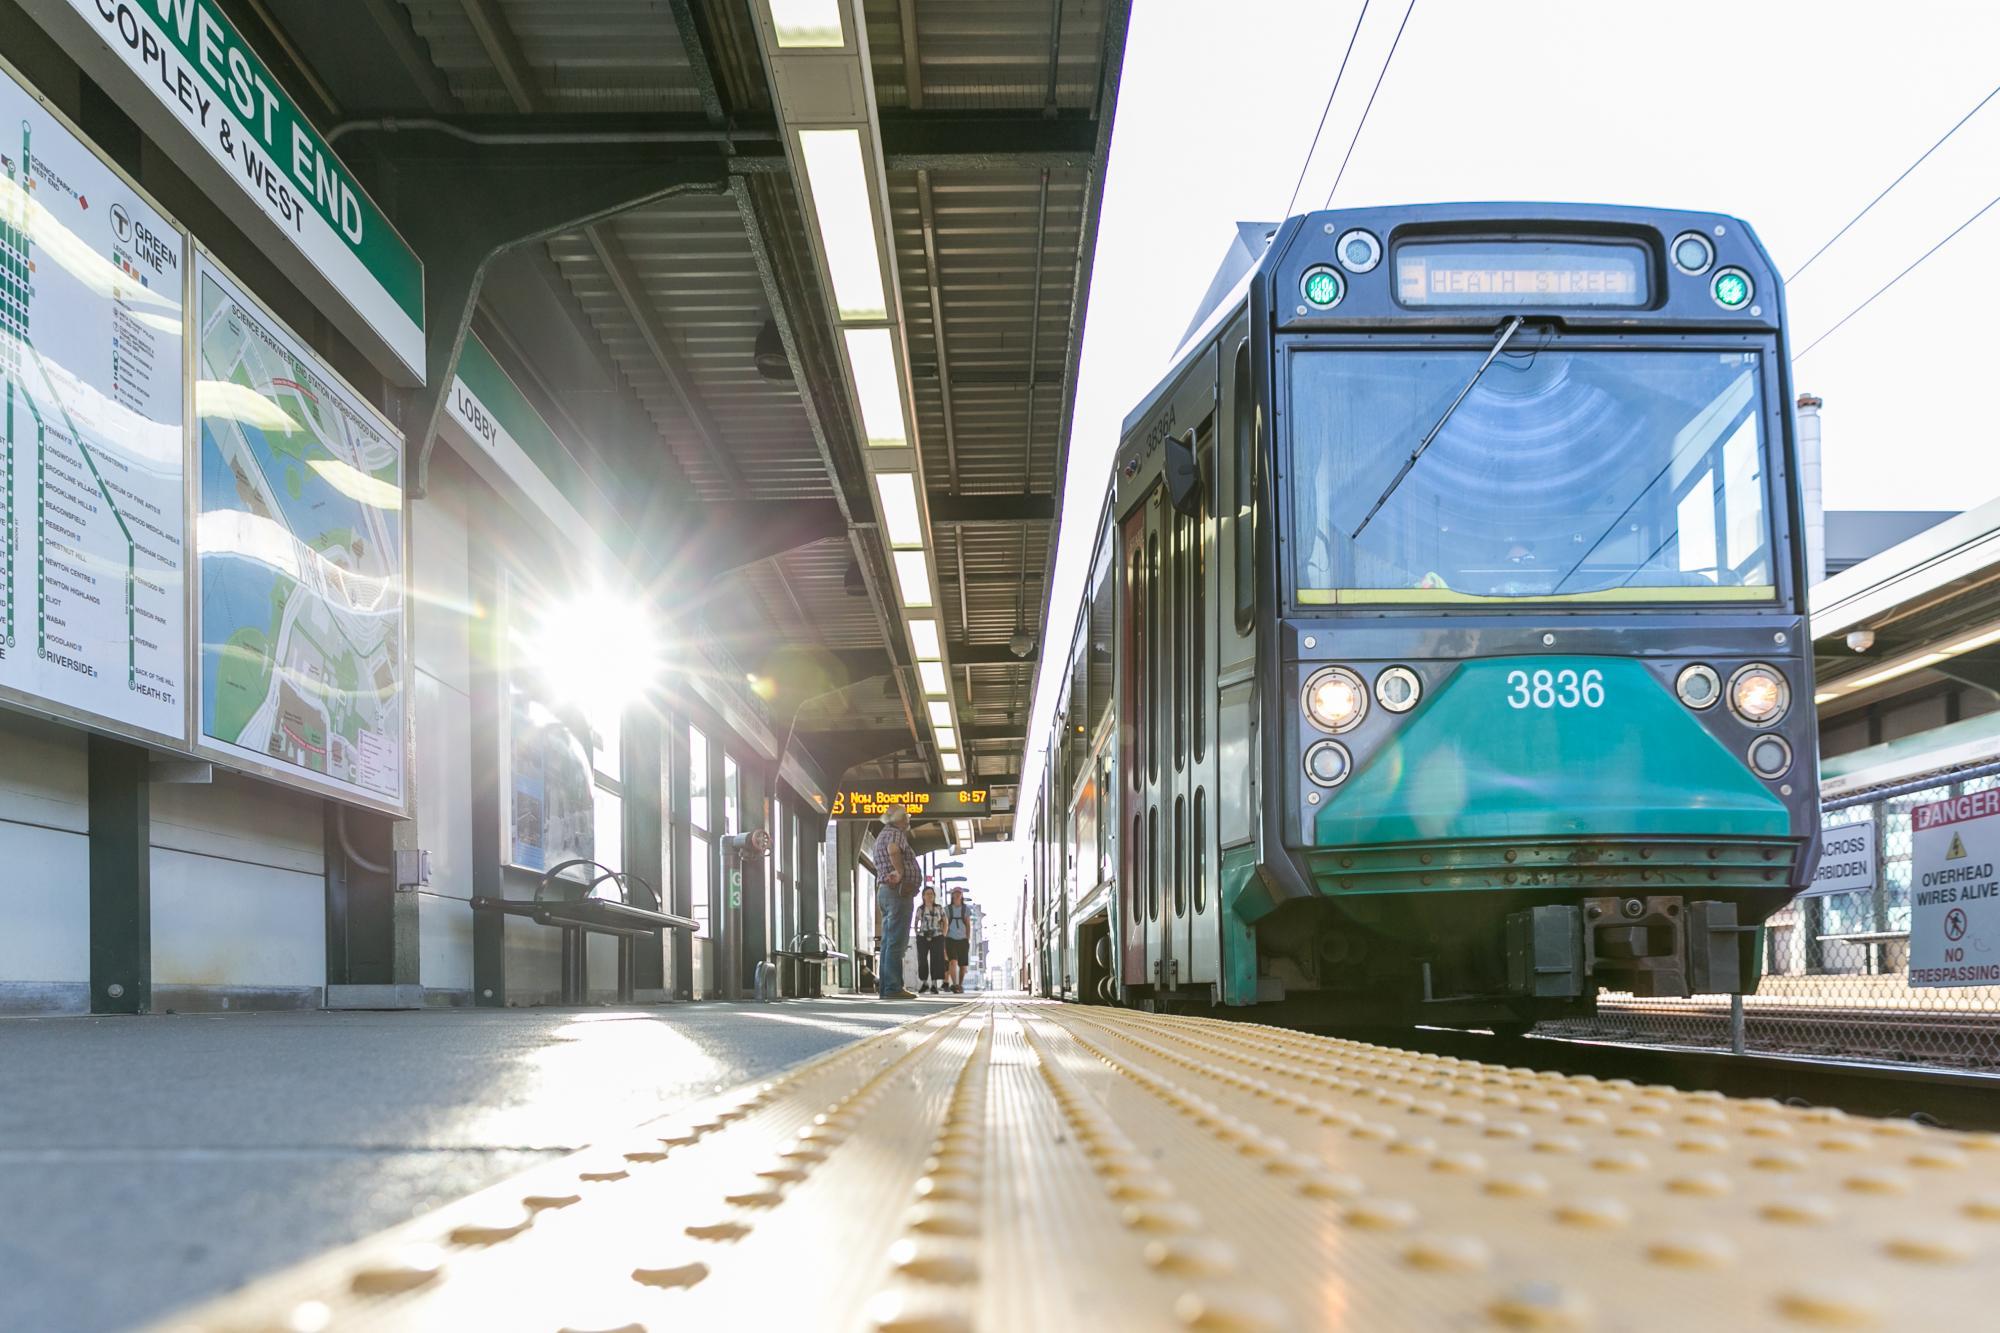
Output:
[1307,837,1802,895]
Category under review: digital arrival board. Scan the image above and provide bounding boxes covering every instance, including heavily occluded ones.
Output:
[194,255,408,812]
[830,786,992,820]
[0,59,188,743]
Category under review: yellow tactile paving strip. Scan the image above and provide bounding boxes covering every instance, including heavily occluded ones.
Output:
[158,1003,2000,1332]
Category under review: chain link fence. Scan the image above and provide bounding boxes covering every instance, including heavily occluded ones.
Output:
[1537,765,2000,1071]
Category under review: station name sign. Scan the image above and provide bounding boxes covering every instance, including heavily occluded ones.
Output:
[41,0,426,380]
[830,787,991,820]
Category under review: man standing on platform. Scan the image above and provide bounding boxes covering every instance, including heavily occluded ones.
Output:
[873,806,919,1000]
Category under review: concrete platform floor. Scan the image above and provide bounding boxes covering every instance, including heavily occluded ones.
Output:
[0,997,944,1332]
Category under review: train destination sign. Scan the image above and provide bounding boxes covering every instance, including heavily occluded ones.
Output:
[1909,789,2000,989]
[830,786,991,820]
[1394,239,1649,308]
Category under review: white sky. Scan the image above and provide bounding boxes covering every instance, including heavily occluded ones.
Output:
[1000,0,2000,894]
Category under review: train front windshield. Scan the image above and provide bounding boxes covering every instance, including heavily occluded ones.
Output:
[1288,347,1776,606]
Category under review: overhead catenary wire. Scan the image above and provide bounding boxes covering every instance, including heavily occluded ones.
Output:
[1324,0,1416,209]
[1787,80,2000,283]
[1280,0,1371,220]
[1793,189,2000,360]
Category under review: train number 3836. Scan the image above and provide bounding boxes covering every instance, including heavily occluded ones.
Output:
[1505,668,1605,710]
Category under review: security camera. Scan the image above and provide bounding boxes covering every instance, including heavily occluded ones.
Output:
[1845,630,1875,653]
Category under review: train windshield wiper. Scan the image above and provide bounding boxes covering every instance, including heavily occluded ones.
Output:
[1349,316,1525,541]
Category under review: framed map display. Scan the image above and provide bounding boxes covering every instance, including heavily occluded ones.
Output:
[192,252,408,813]
[0,57,187,744]
[497,566,594,881]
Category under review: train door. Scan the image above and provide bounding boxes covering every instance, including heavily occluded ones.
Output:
[1117,502,1151,991]
[1184,423,1221,985]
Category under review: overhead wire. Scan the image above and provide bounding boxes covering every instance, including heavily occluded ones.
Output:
[1324,0,1417,209]
[1793,189,2000,360]
[1281,0,1371,220]
[1787,80,2000,283]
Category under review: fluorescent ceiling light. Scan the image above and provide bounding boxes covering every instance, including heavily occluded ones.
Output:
[941,752,963,774]
[768,0,843,47]
[927,700,953,727]
[894,549,933,607]
[799,129,886,321]
[843,328,907,447]
[918,660,949,696]
[946,775,963,786]
[934,726,958,752]
[875,471,923,548]
[909,618,941,660]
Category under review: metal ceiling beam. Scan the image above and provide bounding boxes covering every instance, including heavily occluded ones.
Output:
[458,0,541,113]
[325,112,1097,169]
[915,170,960,489]
[897,0,924,110]
[357,0,458,113]
[666,0,729,127]
[586,225,749,498]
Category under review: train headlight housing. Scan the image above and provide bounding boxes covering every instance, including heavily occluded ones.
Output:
[1747,734,1793,779]
[1728,663,1790,725]
[1301,265,1344,309]
[1336,229,1381,273]
[1675,664,1721,710]
[1375,666,1421,713]
[1711,267,1753,310]
[1303,667,1367,733]
[1305,740,1353,787]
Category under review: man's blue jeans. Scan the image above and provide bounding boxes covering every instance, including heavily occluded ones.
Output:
[877,883,912,996]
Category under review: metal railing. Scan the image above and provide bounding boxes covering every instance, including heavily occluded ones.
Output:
[1535,766,2000,1071]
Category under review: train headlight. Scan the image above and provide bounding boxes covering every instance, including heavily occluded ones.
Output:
[1303,667,1368,733]
[1675,664,1721,710]
[1305,740,1353,787]
[1375,666,1421,713]
[1747,734,1793,779]
[1728,663,1790,725]
[1336,229,1381,273]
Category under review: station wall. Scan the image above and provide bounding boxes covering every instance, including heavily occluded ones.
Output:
[0,713,90,1013]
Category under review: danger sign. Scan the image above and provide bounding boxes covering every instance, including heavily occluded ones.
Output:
[1909,790,2000,988]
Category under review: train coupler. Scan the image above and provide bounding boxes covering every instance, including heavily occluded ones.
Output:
[1508,896,1749,999]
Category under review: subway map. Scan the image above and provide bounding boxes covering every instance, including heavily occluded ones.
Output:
[195,259,405,805]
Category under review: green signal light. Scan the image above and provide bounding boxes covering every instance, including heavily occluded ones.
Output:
[1712,268,1752,310]
[1301,267,1342,308]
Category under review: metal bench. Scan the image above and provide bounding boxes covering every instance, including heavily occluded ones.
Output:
[473,860,696,1005]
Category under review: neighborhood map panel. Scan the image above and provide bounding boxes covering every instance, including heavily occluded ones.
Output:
[195,256,406,807]
[0,63,186,740]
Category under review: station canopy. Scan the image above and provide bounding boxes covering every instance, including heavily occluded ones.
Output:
[238,0,1129,840]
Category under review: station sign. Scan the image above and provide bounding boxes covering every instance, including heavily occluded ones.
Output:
[1803,821,1876,898]
[31,0,426,382]
[1909,789,2000,988]
[830,786,991,820]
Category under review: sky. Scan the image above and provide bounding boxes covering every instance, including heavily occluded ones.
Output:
[996,0,2000,904]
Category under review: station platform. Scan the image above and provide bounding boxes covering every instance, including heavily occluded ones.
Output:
[0,1000,936,1333]
[149,1002,2000,1332]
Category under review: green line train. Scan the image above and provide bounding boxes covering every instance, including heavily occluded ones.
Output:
[1024,204,1820,1028]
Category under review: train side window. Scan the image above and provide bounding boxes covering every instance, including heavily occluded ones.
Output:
[1148,530,1161,785]
[1193,786,1207,913]
[1173,504,1187,769]
[1194,432,1211,763]
[1231,341,1256,634]
[1147,806,1160,923]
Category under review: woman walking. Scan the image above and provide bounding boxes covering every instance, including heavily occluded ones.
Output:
[913,886,948,994]
[943,887,972,994]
